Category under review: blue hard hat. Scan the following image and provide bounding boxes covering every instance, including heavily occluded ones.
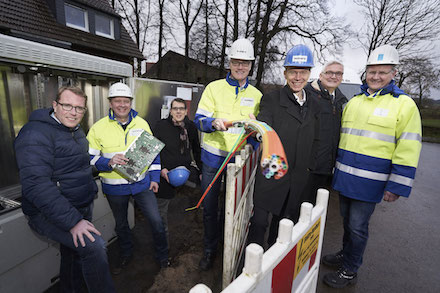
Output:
[283,44,314,68]
[168,166,190,187]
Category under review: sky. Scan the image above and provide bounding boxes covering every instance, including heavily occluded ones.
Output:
[329,0,440,100]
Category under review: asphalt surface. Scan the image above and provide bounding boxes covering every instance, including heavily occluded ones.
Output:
[317,142,440,293]
[45,142,440,292]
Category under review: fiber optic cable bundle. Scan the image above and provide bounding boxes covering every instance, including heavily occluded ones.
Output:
[225,119,288,179]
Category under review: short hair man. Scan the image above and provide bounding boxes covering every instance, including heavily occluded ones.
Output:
[15,86,115,292]
[248,44,321,248]
[303,61,347,204]
[87,82,169,273]
[194,38,262,270]
[322,45,422,288]
[153,98,202,241]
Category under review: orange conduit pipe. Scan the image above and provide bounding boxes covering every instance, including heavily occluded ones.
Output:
[225,119,288,179]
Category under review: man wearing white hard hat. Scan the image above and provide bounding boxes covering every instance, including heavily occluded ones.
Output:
[87,82,169,273]
[194,38,262,270]
[322,45,422,288]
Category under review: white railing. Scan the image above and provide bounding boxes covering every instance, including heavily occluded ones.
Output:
[191,189,329,293]
[223,144,259,288]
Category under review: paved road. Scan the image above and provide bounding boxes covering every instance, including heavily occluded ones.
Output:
[317,142,440,293]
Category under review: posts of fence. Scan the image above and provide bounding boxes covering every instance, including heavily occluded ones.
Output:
[191,188,330,293]
[223,144,259,288]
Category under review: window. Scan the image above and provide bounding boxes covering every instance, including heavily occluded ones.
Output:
[65,4,89,32]
[95,14,114,39]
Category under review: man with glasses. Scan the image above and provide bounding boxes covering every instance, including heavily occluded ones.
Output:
[153,98,202,243]
[15,86,115,292]
[87,82,169,273]
[195,38,262,270]
[303,61,347,204]
[322,45,422,288]
[248,44,321,249]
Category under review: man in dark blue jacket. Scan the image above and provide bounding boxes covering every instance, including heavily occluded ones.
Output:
[14,86,115,293]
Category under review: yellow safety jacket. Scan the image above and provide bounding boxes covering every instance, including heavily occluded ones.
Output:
[194,74,262,168]
[87,109,161,195]
[333,81,422,202]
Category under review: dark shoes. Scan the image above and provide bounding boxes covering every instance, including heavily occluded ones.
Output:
[198,252,216,271]
[160,258,171,269]
[112,255,132,275]
[323,268,357,288]
[322,251,343,267]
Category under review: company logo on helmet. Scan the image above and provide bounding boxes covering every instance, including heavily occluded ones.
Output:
[377,54,384,61]
[292,55,308,63]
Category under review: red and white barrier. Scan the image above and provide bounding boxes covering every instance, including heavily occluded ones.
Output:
[223,144,259,288]
[192,188,329,293]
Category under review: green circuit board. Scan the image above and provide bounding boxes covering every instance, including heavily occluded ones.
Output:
[114,130,164,182]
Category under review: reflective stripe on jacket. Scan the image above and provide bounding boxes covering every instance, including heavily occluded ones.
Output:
[194,74,262,168]
[332,82,422,202]
[87,109,160,195]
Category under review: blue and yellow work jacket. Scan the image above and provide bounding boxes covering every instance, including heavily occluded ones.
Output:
[194,73,262,168]
[87,109,161,195]
[332,81,422,202]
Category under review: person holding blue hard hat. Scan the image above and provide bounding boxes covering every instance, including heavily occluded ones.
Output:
[248,44,321,249]
[153,98,202,243]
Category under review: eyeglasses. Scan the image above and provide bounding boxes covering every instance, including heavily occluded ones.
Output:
[171,107,186,112]
[56,101,87,114]
[323,71,343,77]
[230,60,251,68]
[366,69,394,77]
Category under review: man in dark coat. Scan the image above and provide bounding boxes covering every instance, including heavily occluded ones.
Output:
[153,98,202,241]
[248,44,320,248]
[303,61,347,204]
[14,86,115,293]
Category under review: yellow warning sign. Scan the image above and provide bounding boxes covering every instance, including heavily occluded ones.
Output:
[294,218,321,279]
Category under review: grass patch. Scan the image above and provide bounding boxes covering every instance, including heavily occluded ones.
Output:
[422,119,440,128]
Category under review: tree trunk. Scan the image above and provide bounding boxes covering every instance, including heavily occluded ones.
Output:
[158,0,164,78]
[219,0,229,78]
[233,0,238,40]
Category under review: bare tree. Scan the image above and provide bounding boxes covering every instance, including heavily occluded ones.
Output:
[250,0,350,88]
[178,0,204,57]
[114,0,154,75]
[354,0,440,57]
[398,58,440,108]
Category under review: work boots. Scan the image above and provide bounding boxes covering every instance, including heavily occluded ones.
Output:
[322,250,343,267]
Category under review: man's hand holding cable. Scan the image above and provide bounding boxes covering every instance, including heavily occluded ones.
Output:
[212,118,228,131]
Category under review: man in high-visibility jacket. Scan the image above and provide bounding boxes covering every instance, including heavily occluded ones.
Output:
[194,38,262,270]
[322,45,422,288]
[87,83,169,274]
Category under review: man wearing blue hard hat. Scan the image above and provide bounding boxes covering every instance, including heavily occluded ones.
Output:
[153,98,202,243]
[248,44,321,248]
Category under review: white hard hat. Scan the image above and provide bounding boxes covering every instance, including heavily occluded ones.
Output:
[108,82,133,99]
[367,44,399,65]
[229,38,255,60]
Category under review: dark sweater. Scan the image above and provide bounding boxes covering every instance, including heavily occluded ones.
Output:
[153,116,201,198]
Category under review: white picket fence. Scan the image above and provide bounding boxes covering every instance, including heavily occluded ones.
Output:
[223,144,259,288]
[190,189,329,293]
[189,141,329,293]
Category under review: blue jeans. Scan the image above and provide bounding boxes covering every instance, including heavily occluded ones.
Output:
[339,195,376,272]
[28,204,115,293]
[106,189,168,262]
[201,163,225,254]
